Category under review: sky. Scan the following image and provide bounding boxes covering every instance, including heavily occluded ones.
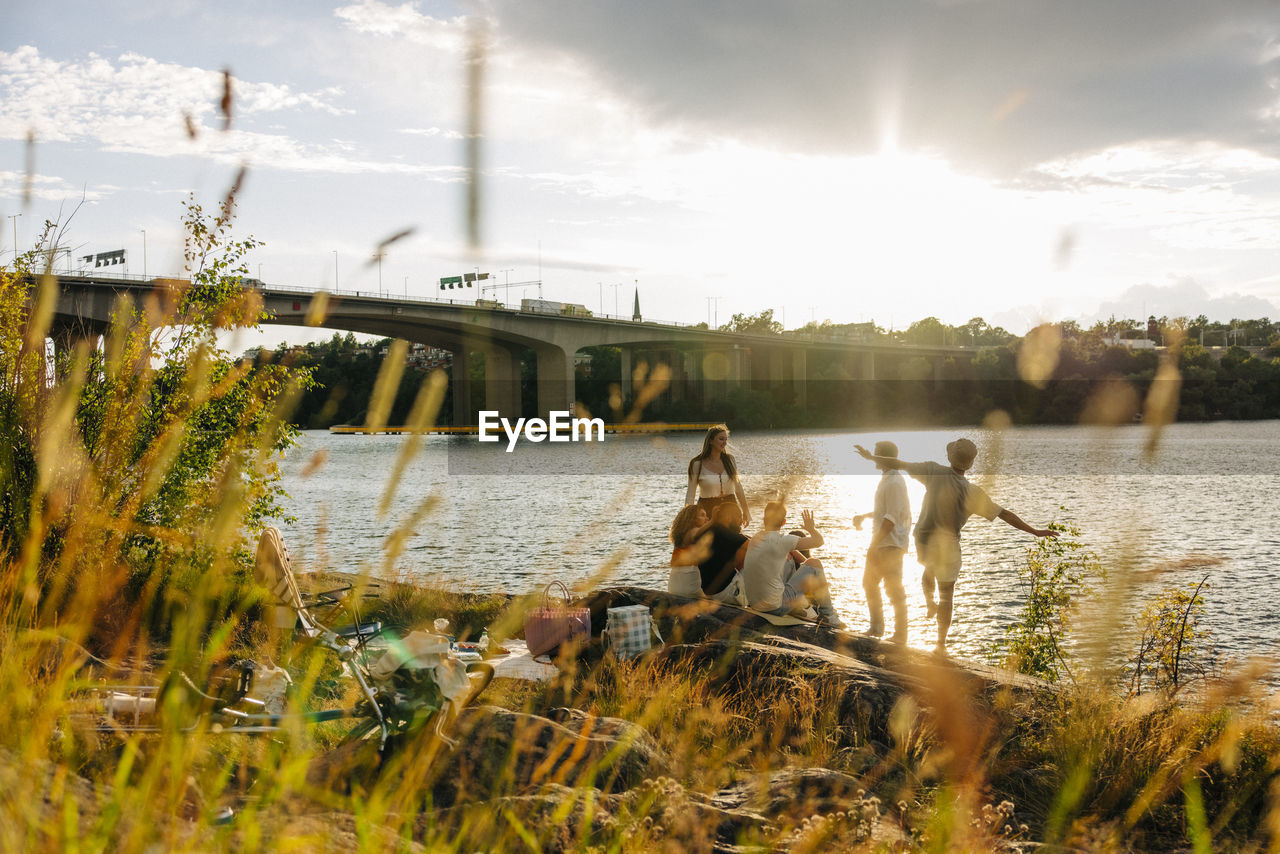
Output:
[6,0,1280,348]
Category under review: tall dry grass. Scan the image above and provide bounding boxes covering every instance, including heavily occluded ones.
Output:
[3,218,1280,852]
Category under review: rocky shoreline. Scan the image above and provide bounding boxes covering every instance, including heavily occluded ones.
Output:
[21,578,1267,851]
[294,584,1055,851]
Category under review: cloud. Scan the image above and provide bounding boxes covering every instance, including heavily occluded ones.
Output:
[334,0,467,51]
[398,126,465,140]
[488,0,1280,175]
[0,46,349,138]
[0,46,462,179]
[1093,278,1278,323]
[0,170,107,203]
[1019,141,1280,252]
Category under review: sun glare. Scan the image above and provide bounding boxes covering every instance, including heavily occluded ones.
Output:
[664,143,1058,328]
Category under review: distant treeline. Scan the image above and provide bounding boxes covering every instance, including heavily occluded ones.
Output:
[253,335,519,428]
[250,314,1280,430]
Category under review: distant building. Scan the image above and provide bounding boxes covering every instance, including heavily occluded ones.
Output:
[844,322,878,341]
[408,341,450,369]
[1101,336,1157,350]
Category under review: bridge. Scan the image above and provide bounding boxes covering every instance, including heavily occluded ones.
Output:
[48,273,976,424]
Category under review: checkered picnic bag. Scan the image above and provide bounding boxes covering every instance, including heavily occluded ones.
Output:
[603,604,663,661]
[524,581,591,657]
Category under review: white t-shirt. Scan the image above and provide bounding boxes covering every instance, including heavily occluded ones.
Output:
[873,469,912,552]
[741,530,800,610]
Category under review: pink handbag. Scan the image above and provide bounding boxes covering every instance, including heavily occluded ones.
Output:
[524,581,590,657]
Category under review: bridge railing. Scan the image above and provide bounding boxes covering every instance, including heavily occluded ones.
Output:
[58,270,159,283]
[264,286,976,350]
[58,272,718,332]
[257,282,726,332]
[54,272,980,350]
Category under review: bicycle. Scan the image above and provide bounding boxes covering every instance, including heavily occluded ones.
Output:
[86,631,494,752]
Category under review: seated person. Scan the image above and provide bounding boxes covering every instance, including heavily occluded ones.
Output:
[741,501,845,628]
[667,505,711,597]
[781,529,817,616]
[694,502,750,605]
[783,529,809,573]
[669,504,711,564]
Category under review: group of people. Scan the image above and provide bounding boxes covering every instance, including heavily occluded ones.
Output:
[670,424,1058,652]
[670,425,846,627]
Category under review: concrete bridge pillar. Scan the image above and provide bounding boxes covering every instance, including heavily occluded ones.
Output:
[703,350,725,404]
[451,343,474,426]
[483,344,522,421]
[651,349,680,406]
[791,348,807,408]
[768,348,788,384]
[861,351,876,381]
[665,350,686,404]
[729,346,748,384]
[680,350,703,405]
[50,324,104,363]
[933,355,946,389]
[533,343,575,418]
[662,349,682,403]
[652,349,675,403]
[50,311,110,354]
[620,346,633,406]
[667,350,689,403]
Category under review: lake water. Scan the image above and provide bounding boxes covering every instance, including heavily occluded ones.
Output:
[278,421,1280,666]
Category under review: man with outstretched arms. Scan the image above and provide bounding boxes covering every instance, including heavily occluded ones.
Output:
[854,438,1057,653]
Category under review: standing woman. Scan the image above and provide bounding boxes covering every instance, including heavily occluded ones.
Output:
[684,424,751,526]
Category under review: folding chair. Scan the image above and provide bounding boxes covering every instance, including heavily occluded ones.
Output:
[254,526,383,652]
[254,526,390,744]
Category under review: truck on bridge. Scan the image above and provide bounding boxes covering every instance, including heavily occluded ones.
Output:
[521,297,592,318]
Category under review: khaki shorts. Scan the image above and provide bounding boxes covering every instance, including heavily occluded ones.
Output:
[918,533,962,584]
[923,558,962,584]
[710,572,749,607]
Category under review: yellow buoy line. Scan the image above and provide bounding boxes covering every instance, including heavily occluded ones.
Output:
[328,422,717,435]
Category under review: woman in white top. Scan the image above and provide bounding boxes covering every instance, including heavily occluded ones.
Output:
[684,424,750,526]
[667,504,711,597]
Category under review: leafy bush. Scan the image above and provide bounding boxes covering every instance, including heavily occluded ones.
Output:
[994,521,1104,682]
[1130,575,1216,696]
[0,194,310,648]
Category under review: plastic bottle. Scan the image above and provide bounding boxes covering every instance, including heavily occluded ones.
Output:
[479,628,490,653]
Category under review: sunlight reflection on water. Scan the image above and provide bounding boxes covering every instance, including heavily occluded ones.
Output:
[279,421,1280,665]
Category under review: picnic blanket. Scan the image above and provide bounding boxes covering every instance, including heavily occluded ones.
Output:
[488,639,559,682]
[738,606,813,627]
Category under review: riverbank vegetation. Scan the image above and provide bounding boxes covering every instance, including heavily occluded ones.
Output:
[3,208,1280,851]
[255,311,1280,430]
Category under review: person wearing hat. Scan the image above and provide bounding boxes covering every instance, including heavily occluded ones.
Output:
[854,438,1057,653]
[853,440,912,643]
